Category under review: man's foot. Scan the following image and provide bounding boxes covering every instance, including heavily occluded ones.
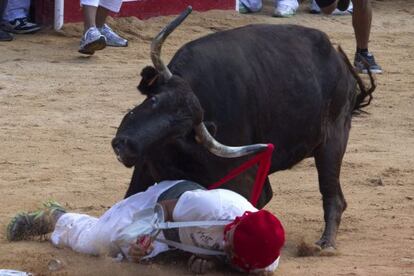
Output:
[0,29,13,41]
[98,24,128,47]
[79,27,106,55]
[273,3,298,18]
[4,17,41,34]
[354,52,383,74]
[7,201,66,241]
[238,2,252,14]
[337,0,351,11]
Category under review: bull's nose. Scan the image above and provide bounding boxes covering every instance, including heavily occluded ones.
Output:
[112,137,126,154]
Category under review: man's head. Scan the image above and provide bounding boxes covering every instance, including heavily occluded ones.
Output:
[224,210,285,272]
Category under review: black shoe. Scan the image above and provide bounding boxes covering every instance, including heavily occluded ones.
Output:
[354,52,383,74]
[337,0,351,11]
[0,29,13,41]
[4,17,41,34]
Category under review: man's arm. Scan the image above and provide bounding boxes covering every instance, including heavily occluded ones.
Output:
[157,199,178,221]
[128,199,178,262]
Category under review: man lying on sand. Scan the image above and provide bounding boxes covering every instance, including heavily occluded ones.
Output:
[7,180,285,274]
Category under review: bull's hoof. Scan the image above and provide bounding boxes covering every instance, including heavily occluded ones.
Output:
[318,246,337,257]
[297,241,338,257]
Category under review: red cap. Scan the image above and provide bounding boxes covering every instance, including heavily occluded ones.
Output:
[225,210,285,271]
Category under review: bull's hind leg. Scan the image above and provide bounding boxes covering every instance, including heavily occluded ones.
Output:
[313,118,351,250]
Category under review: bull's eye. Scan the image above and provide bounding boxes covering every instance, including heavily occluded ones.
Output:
[150,96,159,108]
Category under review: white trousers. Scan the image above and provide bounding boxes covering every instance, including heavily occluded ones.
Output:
[236,0,299,12]
[50,180,183,260]
[3,0,30,22]
[81,0,123,13]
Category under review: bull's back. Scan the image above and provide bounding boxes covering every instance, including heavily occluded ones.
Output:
[170,24,352,170]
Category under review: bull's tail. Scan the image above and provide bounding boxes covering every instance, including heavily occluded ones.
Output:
[337,46,376,113]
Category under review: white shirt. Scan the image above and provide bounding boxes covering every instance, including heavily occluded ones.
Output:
[174,188,257,251]
[173,188,280,272]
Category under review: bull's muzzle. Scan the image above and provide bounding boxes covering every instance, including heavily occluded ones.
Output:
[112,136,136,167]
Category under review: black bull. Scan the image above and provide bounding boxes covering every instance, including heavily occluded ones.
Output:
[112,13,375,250]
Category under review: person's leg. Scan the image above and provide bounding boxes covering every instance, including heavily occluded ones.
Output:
[82,4,98,31]
[97,0,127,47]
[79,1,106,55]
[352,0,382,73]
[95,5,109,28]
[2,0,40,34]
[0,0,8,20]
[2,0,28,22]
[0,0,13,41]
[352,0,371,51]
[274,0,299,18]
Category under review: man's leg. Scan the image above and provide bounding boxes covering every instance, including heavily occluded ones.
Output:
[352,0,371,53]
[95,5,109,28]
[2,0,40,34]
[7,201,109,256]
[352,0,382,73]
[315,0,382,74]
[0,0,13,41]
[82,4,98,31]
[79,2,106,55]
[96,2,128,47]
[2,0,28,22]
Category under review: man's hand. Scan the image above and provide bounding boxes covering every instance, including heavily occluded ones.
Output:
[187,254,216,274]
[128,235,154,263]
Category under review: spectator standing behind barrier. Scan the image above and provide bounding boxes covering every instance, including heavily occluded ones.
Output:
[0,0,12,41]
[79,0,128,55]
[315,0,382,73]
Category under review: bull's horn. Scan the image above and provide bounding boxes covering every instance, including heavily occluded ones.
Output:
[194,123,268,158]
[150,6,192,81]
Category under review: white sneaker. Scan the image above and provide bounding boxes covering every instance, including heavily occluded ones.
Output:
[273,1,298,18]
[98,24,128,47]
[79,27,106,55]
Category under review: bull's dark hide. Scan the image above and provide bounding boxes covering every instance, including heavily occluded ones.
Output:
[112,23,375,250]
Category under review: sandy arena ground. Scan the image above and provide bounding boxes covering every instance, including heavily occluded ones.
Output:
[0,0,413,275]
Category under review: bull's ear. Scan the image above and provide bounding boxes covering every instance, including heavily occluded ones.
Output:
[138,66,160,96]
